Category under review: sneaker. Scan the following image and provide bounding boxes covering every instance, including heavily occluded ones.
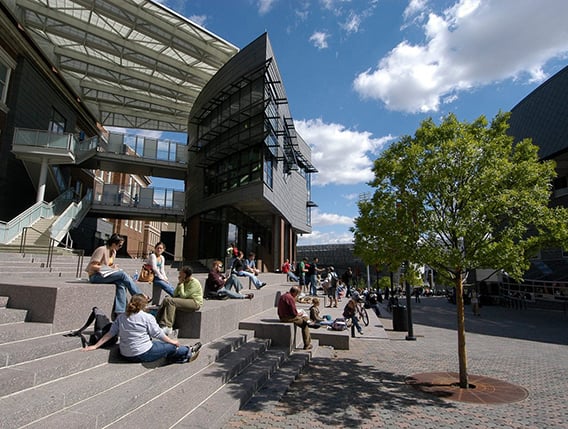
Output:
[245,293,254,299]
[359,330,364,335]
[162,326,173,336]
[188,342,202,362]
[303,344,313,350]
[256,282,267,289]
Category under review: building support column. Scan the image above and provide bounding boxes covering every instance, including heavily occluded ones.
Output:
[36,157,49,203]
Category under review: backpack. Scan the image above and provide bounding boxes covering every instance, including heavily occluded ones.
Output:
[64,307,117,348]
[330,272,338,287]
[331,318,347,331]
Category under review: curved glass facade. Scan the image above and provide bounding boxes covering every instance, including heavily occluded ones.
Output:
[186,34,317,269]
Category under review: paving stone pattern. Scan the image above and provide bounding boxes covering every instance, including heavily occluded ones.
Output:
[227,296,568,429]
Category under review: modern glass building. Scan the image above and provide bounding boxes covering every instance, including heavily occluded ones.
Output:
[185,34,317,271]
[508,64,568,281]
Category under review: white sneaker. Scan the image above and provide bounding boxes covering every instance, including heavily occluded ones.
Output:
[162,326,173,336]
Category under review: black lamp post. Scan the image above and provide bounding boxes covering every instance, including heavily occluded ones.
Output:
[403,261,416,341]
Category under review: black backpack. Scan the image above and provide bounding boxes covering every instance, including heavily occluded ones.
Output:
[64,307,117,348]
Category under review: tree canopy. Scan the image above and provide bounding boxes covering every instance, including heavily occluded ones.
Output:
[352,112,568,388]
[353,112,568,283]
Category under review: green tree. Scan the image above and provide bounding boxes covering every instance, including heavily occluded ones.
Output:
[353,112,568,388]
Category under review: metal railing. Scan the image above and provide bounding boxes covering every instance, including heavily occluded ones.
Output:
[500,277,568,314]
[19,226,84,276]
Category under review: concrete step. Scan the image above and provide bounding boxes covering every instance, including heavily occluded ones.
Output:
[2,332,263,428]
[176,347,297,429]
[0,307,28,325]
[0,344,111,396]
[103,338,275,429]
[0,332,79,366]
[0,321,54,345]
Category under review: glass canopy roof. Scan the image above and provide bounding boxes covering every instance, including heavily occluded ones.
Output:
[15,0,239,132]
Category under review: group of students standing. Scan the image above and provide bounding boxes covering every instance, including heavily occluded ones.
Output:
[281,258,355,303]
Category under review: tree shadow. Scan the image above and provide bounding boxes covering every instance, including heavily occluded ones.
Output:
[243,355,455,427]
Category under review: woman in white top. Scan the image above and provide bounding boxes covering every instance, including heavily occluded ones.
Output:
[84,294,201,364]
[148,242,175,305]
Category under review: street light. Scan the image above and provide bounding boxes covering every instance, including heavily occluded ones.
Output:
[403,260,416,341]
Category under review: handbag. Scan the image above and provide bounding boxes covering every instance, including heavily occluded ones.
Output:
[138,264,154,282]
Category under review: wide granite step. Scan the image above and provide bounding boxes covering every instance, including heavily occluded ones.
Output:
[7,333,267,429]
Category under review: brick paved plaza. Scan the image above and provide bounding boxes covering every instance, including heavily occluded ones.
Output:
[227,296,568,428]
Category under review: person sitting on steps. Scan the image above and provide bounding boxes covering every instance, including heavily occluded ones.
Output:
[245,251,261,275]
[147,241,175,305]
[86,233,146,320]
[277,286,319,350]
[83,294,201,364]
[231,251,266,290]
[205,260,254,300]
[156,266,203,336]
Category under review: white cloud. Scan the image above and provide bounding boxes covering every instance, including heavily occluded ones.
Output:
[309,31,330,49]
[188,14,207,27]
[341,12,362,33]
[295,118,394,186]
[298,229,354,245]
[403,0,428,20]
[312,209,354,226]
[354,0,568,113]
[258,0,277,15]
[106,127,164,139]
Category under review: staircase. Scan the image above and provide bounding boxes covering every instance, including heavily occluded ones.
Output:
[0,255,323,428]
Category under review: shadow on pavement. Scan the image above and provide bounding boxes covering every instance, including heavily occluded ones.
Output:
[391,296,568,345]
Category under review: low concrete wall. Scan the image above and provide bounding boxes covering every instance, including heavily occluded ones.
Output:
[0,273,295,341]
[0,280,152,332]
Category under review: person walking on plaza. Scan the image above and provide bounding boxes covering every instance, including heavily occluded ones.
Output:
[156,266,203,336]
[86,233,145,319]
[278,286,313,350]
[297,257,308,293]
[342,267,354,298]
[147,241,175,305]
[205,260,254,300]
[84,294,201,364]
[325,266,339,308]
[471,289,481,316]
[343,291,364,338]
[307,257,323,296]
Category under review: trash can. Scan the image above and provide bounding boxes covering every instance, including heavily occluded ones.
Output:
[392,305,408,331]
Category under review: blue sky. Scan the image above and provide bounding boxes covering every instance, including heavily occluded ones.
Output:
[141,0,568,245]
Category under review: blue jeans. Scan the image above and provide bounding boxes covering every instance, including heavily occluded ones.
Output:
[225,274,243,292]
[308,275,318,296]
[350,315,363,335]
[152,278,175,304]
[89,271,142,314]
[287,271,299,282]
[218,286,247,299]
[124,340,190,363]
[236,270,263,288]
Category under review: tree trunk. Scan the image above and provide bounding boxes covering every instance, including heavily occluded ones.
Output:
[456,272,469,388]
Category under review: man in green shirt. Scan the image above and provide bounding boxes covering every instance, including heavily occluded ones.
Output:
[157,266,203,336]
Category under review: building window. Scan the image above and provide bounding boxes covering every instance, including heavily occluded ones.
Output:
[263,152,273,189]
[49,108,66,133]
[204,146,262,196]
